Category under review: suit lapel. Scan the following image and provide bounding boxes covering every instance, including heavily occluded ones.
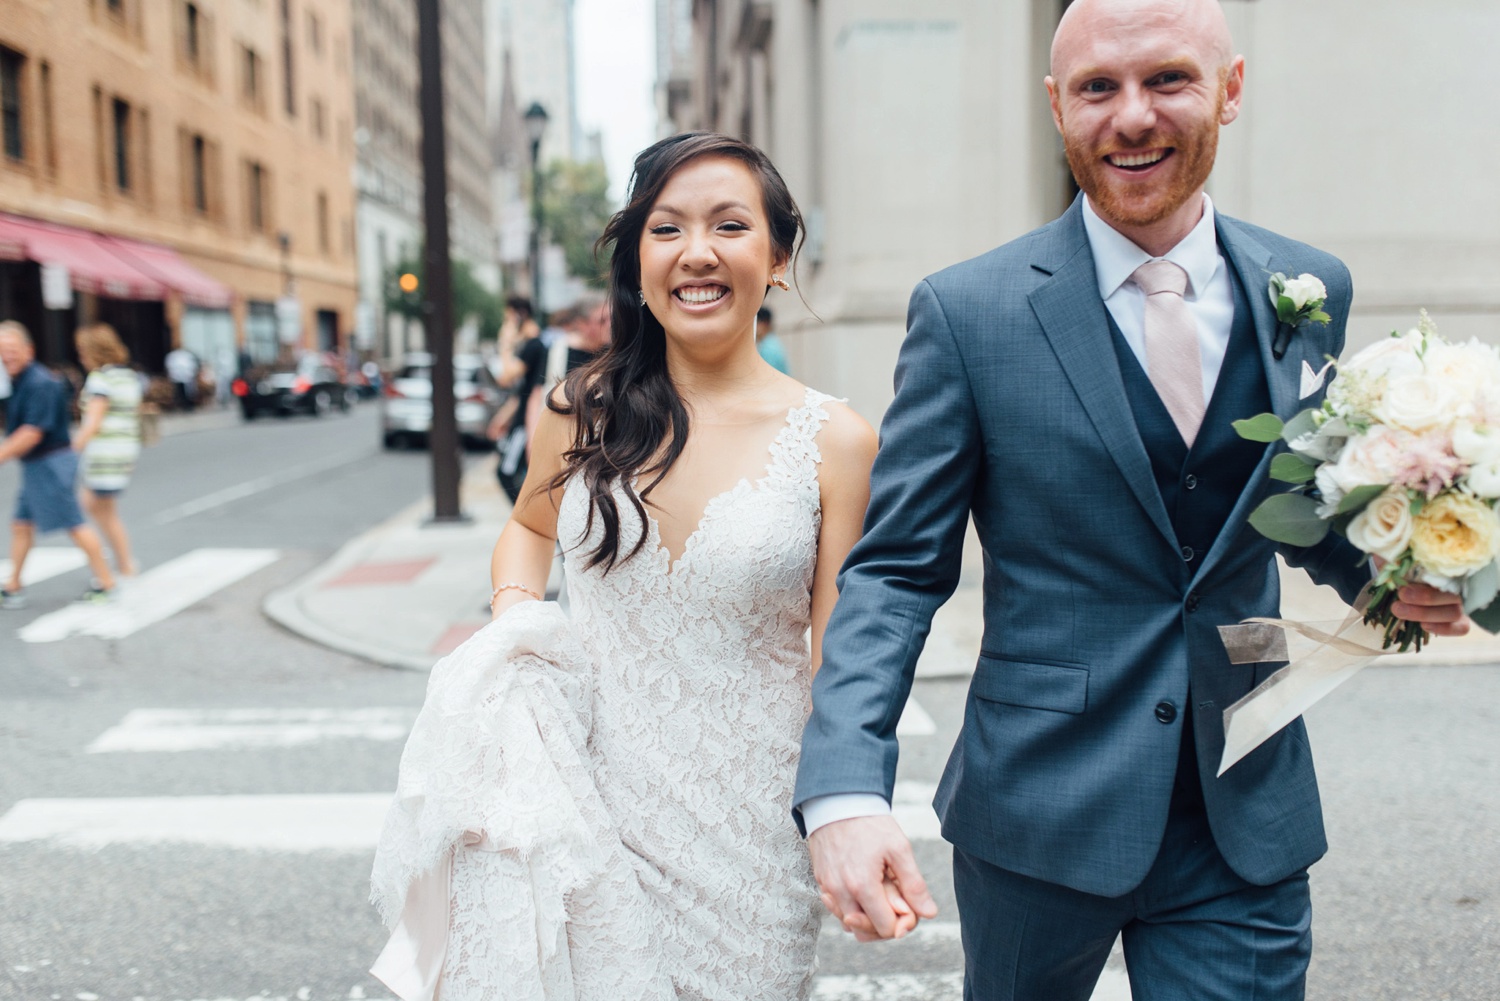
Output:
[1028,205,1177,551]
[1194,214,1302,584]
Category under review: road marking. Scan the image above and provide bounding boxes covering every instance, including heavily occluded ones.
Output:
[896,696,937,736]
[150,453,372,526]
[0,548,88,588]
[86,708,418,753]
[19,548,280,643]
[0,794,393,851]
[812,968,1130,1001]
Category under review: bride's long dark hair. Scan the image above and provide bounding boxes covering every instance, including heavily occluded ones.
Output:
[543,132,805,573]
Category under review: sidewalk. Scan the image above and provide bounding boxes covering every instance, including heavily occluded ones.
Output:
[266,464,1500,674]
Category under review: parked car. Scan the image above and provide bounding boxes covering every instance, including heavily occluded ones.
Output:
[233,356,355,420]
[380,352,505,450]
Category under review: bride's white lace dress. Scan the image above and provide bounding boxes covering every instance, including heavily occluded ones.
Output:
[371,388,838,1001]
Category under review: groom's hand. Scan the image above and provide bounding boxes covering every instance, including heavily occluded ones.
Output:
[1392,580,1470,637]
[808,815,937,941]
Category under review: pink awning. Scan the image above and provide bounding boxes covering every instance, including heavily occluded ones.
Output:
[104,235,234,309]
[0,212,169,301]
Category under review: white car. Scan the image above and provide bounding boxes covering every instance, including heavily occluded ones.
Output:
[380,352,505,450]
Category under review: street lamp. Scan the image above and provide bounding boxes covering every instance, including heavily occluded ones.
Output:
[524,101,549,316]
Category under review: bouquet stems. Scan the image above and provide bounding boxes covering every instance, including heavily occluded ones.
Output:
[1363,557,1433,653]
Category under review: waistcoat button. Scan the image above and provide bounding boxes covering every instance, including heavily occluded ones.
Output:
[1184,474,1198,490]
[1181,545,1195,562]
[1155,701,1178,724]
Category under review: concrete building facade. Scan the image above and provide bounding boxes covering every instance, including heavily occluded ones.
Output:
[352,0,496,360]
[0,0,359,379]
[666,0,1500,422]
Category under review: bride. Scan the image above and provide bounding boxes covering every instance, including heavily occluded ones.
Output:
[370,132,900,1000]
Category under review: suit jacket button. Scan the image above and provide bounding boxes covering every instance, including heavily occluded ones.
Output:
[1181,545,1195,562]
[1155,701,1178,724]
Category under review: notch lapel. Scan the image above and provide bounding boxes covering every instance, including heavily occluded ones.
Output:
[1194,215,1302,584]
[1028,210,1177,552]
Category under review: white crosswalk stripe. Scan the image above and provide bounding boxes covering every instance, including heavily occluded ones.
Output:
[896,695,937,736]
[0,547,87,587]
[86,707,418,753]
[19,548,280,643]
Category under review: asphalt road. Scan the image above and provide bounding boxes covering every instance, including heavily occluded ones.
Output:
[0,404,1496,1000]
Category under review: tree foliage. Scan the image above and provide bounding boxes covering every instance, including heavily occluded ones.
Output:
[540,159,613,287]
[384,252,505,340]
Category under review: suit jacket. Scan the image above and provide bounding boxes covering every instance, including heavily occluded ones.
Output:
[794,196,1372,897]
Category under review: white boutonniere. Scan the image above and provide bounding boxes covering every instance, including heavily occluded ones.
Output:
[1268,272,1332,359]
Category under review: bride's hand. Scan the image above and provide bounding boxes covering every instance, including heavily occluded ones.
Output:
[809,815,936,942]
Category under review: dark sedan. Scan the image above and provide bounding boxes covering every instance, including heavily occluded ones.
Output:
[233,356,355,420]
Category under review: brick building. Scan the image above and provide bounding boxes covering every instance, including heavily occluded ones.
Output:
[0,0,359,379]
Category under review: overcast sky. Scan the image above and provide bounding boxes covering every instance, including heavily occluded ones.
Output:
[573,0,658,205]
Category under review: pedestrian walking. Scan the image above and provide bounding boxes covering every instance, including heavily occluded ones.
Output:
[164,345,199,412]
[0,321,116,608]
[73,323,142,579]
[757,305,791,375]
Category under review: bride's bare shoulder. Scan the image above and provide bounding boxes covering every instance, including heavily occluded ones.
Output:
[807,393,877,475]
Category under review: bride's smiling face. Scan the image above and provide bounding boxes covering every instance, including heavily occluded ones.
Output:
[639,155,786,356]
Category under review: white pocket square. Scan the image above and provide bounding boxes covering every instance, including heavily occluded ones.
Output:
[1299,359,1334,400]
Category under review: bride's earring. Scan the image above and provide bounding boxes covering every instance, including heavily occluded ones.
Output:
[771,275,790,291]
[638,289,646,305]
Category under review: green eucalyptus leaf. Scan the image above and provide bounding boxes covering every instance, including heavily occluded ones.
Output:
[1281,408,1321,446]
[1469,598,1500,635]
[1463,561,1500,616]
[1309,309,1332,325]
[1270,453,1319,484]
[1248,492,1331,547]
[1336,483,1387,516]
[1233,413,1285,443]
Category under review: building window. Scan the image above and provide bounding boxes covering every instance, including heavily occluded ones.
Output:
[185,3,202,63]
[246,160,269,232]
[307,11,323,55]
[40,61,56,175]
[280,0,296,117]
[240,45,264,110]
[317,190,330,254]
[0,47,24,163]
[112,97,132,192]
[310,96,325,140]
[191,135,208,213]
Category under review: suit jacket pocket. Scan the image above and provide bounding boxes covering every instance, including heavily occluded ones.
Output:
[971,656,1089,714]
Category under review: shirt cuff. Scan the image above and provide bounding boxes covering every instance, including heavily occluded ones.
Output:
[800,793,892,835]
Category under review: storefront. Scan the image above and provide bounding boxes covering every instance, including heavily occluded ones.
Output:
[0,212,233,374]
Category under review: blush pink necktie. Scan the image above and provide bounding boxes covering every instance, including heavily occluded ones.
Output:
[1130,259,1205,448]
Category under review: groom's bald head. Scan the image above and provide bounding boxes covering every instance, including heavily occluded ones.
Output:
[1052,0,1234,83]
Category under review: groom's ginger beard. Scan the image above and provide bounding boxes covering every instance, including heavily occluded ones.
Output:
[1061,85,1226,231]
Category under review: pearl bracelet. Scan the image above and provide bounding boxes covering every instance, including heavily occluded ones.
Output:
[490,581,542,605]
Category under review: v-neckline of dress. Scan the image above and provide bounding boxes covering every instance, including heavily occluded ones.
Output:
[641,388,816,579]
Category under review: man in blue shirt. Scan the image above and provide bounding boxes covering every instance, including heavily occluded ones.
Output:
[0,321,116,608]
[756,306,790,375]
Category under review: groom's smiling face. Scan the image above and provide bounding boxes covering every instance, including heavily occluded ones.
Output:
[1047,0,1244,244]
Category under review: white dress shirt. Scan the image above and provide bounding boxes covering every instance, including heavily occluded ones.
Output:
[801,194,1239,837]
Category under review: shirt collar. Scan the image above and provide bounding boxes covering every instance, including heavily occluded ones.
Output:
[1081,192,1221,301]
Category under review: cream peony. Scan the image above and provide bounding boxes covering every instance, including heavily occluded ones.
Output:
[1345,488,1415,562]
[1409,492,1500,579]
[1422,339,1500,413]
[1374,374,1465,433]
[1321,425,1410,496]
[1281,274,1328,311]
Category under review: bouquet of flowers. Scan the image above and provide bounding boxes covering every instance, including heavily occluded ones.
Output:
[1236,311,1500,651]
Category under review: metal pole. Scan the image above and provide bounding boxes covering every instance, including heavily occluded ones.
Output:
[416,0,462,522]
[529,138,543,318]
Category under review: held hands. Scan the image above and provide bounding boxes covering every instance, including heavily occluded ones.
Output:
[808,815,937,942]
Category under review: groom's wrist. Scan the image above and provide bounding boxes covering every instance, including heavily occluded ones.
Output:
[801,793,891,835]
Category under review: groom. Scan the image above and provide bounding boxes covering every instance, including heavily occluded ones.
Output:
[795,0,1469,997]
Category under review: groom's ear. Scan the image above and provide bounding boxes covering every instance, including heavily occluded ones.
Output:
[1219,56,1246,126]
[1045,76,1065,134]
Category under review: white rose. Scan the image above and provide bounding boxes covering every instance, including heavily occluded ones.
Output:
[1468,460,1500,499]
[1453,422,1500,465]
[1345,488,1414,562]
[1374,373,1464,432]
[1281,274,1328,311]
[1340,332,1424,385]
